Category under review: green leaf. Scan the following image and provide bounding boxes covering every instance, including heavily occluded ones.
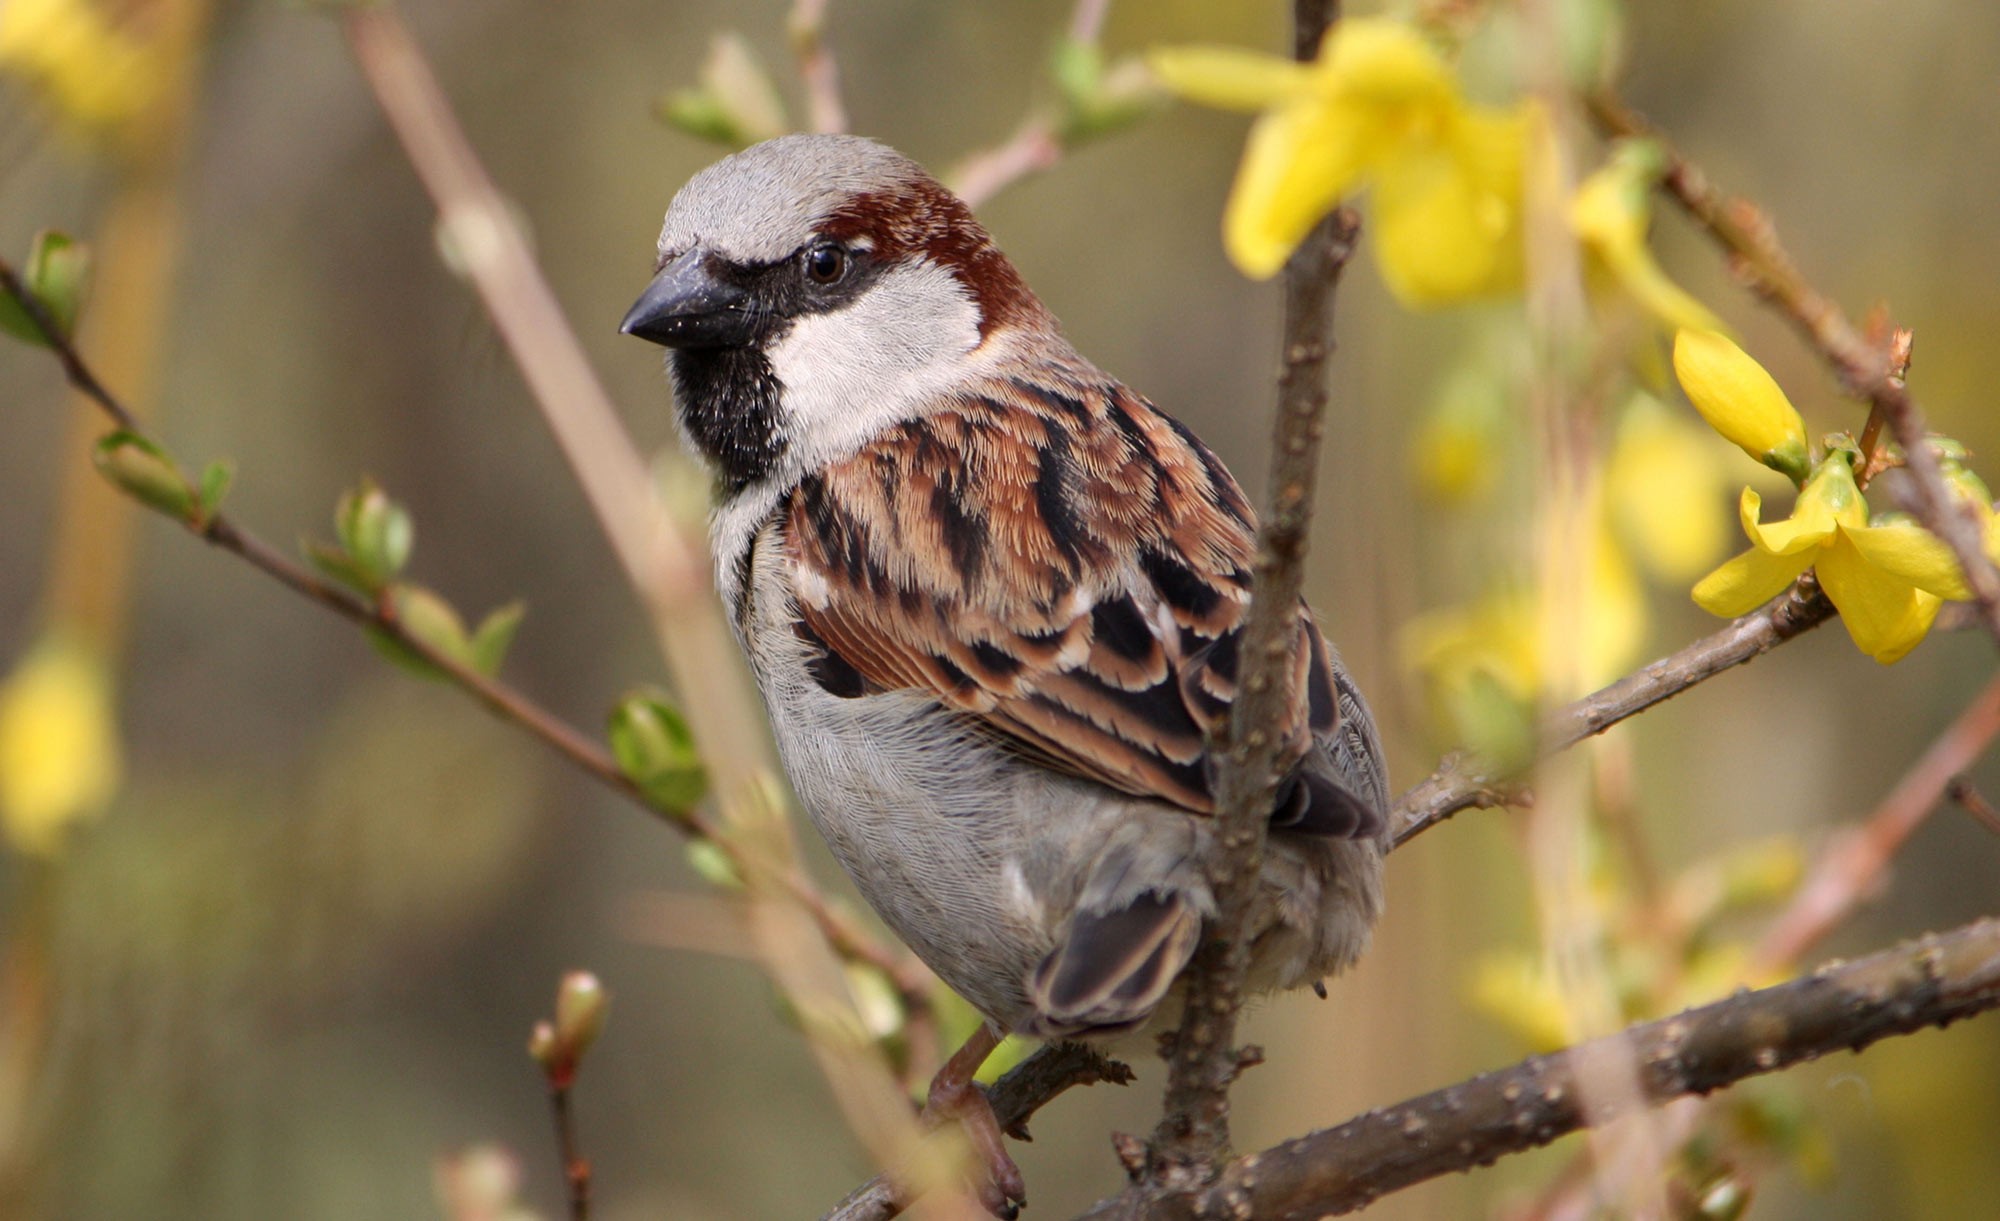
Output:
[196,459,236,522]
[684,839,743,891]
[609,690,709,814]
[91,432,195,520]
[26,231,91,340]
[1051,41,1163,147]
[655,89,745,147]
[334,478,414,589]
[305,540,374,594]
[366,584,470,680]
[1,231,91,347]
[466,601,525,677]
[0,281,39,346]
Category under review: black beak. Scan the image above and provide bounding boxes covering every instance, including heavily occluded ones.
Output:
[619,249,754,349]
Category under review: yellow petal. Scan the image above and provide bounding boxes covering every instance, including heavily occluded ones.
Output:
[1572,157,1725,336]
[1605,395,1734,581]
[1842,520,1974,601]
[1147,45,1312,112]
[1583,524,1648,687]
[1316,17,1455,108]
[0,0,161,138]
[1371,102,1529,306]
[0,631,122,856]
[1736,486,1829,557]
[1817,534,1941,664]
[1223,95,1373,278]
[1672,330,1811,482]
[1692,545,1814,617]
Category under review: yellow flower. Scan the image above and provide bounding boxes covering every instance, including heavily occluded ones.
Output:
[1570,143,1725,336]
[1692,457,1971,663]
[1672,329,1812,484]
[1151,18,1536,302]
[1403,519,1647,761]
[0,631,122,856]
[0,0,164,140]
[1603,393,1735,582]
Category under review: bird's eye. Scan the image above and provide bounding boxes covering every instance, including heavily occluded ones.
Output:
[804,243,848,286]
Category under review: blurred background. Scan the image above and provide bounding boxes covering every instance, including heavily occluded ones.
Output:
[2,1,1998,1217]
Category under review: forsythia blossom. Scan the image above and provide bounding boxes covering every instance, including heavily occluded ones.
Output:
[1680,335,1996,663]
[0,0,164,140]
[1672,328,1811,484]
[1150,18,1537,303]
[0,631,122,856]
[1571,145,1726,336]
[1693,456,1984,664]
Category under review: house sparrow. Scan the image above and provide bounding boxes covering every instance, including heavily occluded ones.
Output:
[623,134,1386,1212]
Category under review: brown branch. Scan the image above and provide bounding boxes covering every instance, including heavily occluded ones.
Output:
[1949,776,2000,836]
[821,1044,1136,1221]
[1393,578,1836,847]
[0,263,137,432]
[787,0,848,134]
[1588,92,2000,651]
[1073,916,2000,1220]
[1145,0,1353,1188]
[1756,668,2000,968]
[946,0,1115,208]
[548,1080,591,1221]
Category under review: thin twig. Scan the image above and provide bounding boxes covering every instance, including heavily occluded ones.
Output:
[1527,665,2000,1221]
[548,1083,591,1221]
[1074,916,2000,1220]
[0,264,137,432]
[336,7,951,1196]
[1146,0,1352,1188]
[1588,92,2000,650]
[1393,578,1836,846]
[1756,669,2000,968]
[1948,776,2000,836]
[821,1044,1135,1221]
[0,207,928,1067]
[787,0,848,134]
[946,0,1116,208]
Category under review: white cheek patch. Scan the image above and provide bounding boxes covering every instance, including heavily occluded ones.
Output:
[762,259,986,475]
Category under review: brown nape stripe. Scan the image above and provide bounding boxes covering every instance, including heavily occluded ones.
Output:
[820,179,1048,338]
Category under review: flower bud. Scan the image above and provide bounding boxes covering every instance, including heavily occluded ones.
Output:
[1672,329,1811,483]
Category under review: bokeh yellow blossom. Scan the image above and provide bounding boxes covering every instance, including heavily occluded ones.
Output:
[1151,18,1537,302]
[0,631,123,856]
[1403,520,1645,764]
[1672,329,1812,483]
[1693,457,1970,663]
[1571,144,1725,336]
[0,0,165,140]
[1604,393,1736,582]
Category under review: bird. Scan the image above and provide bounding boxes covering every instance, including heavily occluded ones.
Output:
[621,133,1387,1214]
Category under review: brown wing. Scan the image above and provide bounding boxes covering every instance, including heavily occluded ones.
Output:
[784,373,1340,817]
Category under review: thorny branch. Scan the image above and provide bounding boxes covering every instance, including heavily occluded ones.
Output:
[1145,0,1353,1190]
[1073,916,2000,1220]
[1589,92,2000,651]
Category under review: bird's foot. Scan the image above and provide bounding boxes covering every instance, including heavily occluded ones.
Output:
[925,1025,1026,1218]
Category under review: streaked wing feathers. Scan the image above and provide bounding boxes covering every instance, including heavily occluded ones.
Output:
[785,372,1351,821]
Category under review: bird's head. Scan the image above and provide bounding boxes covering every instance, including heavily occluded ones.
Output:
[621,134,1053,492]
